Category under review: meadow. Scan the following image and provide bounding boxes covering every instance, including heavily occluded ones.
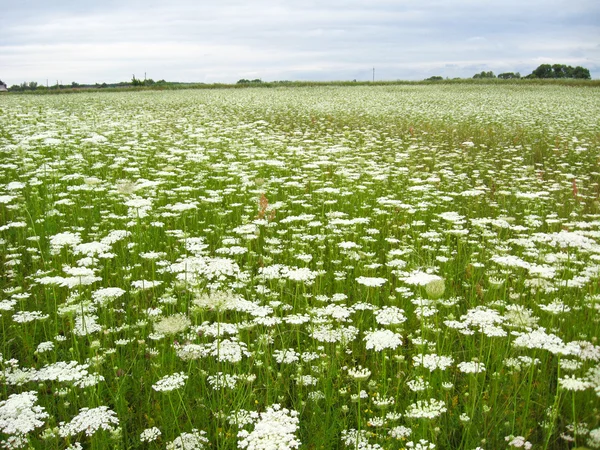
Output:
[0,84,599,449]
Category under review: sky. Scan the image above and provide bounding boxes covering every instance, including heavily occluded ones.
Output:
[1,0,599,85]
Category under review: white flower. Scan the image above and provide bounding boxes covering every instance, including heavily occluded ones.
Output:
[237,404,300,450]
[0,391,48,437]
[348,366,371,381]
[140,427,161,443]
[457,361,486,374]
[356,276,387,287]
[166,429,209,450]
[505,435,532,449]
[375,306,407,326]
[152,372,188,392]
[558,375,590,391]
[404,398,447,419]
[413,354,454,371]
[153,314,191,335]
[401,271,442,286]
[364,329,402,351]
[58,406,119,437]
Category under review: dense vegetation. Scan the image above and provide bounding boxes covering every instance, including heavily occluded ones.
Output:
[0,85,599,450]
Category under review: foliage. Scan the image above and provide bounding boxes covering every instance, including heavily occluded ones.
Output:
[472,71,496,79]
[497,72,521,79]
[528,64,591,79]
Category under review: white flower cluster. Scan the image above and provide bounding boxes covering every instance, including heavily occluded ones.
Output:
[457,361,486,374]
[153,313,191,335]
[175,338,250,363]
[340,428,382,449]
[237,404,301,450]
[58,406,119,437]
[375,306,407,325]
[512,328,580,356]
[152,372,188,392]
[444,306,506,337]
[356,276,387,287]
[404,398,447,419]
[0,391,48,445]
[364,329,403,351]
[348,365,371,381]
[207,372,239,390]
[140,426,161,443]
[504,435,532,449]
[166,429,209,450]
[3,360,104,388]
[413,354,454,371]
[406,439,436,450]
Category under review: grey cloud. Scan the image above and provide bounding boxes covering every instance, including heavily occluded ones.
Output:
[2,0,599,84]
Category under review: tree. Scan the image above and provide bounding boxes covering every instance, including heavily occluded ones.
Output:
[473,71,495,79]
[497,72,521,79]
[529,64,591,79]
[425,76,443,81]
[572,66,591,79]
[131,76,144,86]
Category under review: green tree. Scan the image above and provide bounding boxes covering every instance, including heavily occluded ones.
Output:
[572,66,591,79]
[497,72,521,79]
[530,63,591,79]
[473,71,495,79]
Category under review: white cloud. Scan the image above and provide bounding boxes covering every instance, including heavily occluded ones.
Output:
[2,0,599,84]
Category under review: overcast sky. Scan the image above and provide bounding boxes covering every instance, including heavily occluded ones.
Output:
[2,0,599,85]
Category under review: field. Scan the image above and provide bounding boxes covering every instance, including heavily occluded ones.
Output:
[0,84,599,449]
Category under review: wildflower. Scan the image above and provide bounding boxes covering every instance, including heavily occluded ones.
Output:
[558,375,590,391]
[166,429,209,450]
[237,404,300,450]
[0,391,48,443]
[153,314,191,335]
[348,365,371,381]
[457,361,486,374]
[152,372,188,392]
[92,287,125,306]
[425,279,445,299]
[58,406,119,437]
[413,353,454,371]
[389,425,412,439]
[404,398,447,419]
[402,270,442,286]
[35,341,54,354]
[504,435,532,449]
[207,372,239,390]
[364,329,403,351]
[356,276,387,287]
[374,306,407,325]
[406,439,436,449]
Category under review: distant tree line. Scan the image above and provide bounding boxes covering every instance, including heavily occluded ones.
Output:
[236,79,263,84]
[5,77,171,92]
[425,64,591,82]
[527,64,590,79]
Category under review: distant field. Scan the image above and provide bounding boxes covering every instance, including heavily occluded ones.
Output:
[0,85,599,449]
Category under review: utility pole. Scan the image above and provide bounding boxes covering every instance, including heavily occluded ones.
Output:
[373,67,375,82]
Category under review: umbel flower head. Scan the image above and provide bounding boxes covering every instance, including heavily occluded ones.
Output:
[237,404,301,450]
[154,313,191,335]
[0,391,48,441]
[58,406,119,437]
[425,278,445,299]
